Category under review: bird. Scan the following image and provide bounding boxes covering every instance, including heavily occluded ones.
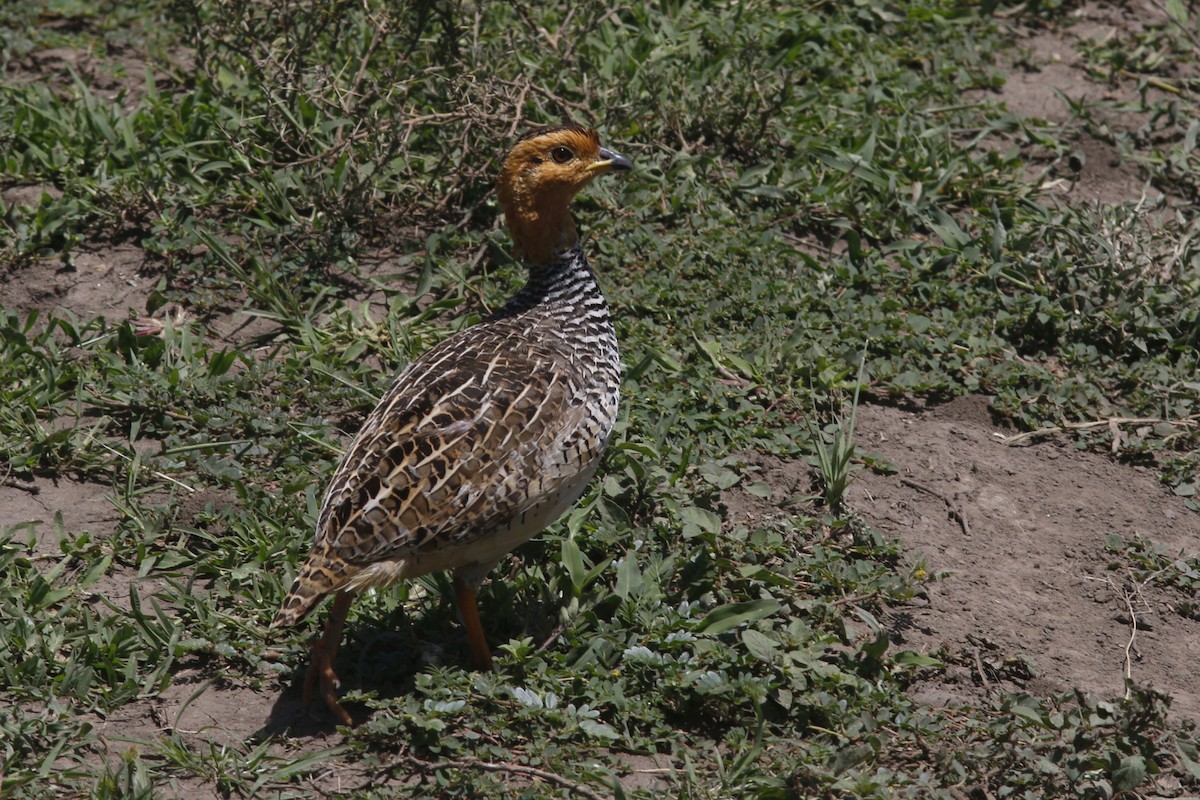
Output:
[271,125,632,725]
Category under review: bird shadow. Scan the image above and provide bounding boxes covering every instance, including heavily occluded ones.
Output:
[256,620,444,737]
[255,578,562,737]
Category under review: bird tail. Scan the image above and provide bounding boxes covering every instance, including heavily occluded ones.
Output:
[271,552,356,628]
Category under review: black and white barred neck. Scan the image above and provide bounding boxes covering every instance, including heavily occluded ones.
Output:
[500,242,596,305]
[491,242,621,409]
[497,245,614,336]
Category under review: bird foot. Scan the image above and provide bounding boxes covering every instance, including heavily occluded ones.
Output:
[303,635,354,726]
[454,580,495,672]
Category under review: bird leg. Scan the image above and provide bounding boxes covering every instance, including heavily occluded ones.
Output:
[453,578,494,671]
[303,590,354,726]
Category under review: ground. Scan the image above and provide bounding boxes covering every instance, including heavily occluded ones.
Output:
[2,1,1198,797]
[856,0,1198,731]
[856,397,1199,723]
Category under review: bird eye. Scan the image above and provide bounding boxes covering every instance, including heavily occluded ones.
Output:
[550,146,574,164]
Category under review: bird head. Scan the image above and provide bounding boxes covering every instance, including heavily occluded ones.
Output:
[498,125,632,265]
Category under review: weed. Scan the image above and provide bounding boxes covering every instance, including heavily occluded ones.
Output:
[807,350,868,515]
[1,0,1198,797]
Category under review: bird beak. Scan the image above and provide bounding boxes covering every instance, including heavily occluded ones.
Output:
[589,147,633,174]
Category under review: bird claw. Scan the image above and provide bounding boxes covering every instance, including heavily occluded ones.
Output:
[303,635,353,726]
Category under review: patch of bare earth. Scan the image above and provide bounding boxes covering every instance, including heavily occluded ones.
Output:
[80,678,371,799]
[825,0,1199,729]
[2,10,193,108]
[0,244,155,325]
[850,396,1198,725]
[0,475,118,555]
[989,0,1186,208]
[724,395,1199,727]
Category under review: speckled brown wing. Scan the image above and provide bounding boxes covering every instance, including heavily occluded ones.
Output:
[324,335,586,560]
[271,321,601,627]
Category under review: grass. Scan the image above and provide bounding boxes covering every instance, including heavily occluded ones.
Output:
[2,0,1200,797]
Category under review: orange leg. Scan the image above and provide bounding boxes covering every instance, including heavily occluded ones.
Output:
[303,590,354,726]
[454,579,494,671]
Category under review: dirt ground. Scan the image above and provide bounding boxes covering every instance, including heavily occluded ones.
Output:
[844,0,1200,728]
[854,397,1200,724]
[1,0,1198,790]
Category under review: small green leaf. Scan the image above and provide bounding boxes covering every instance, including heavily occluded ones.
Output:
[744,482,772,498]
[741,629,779,662]
[680,506,721,539]
[579,719,619,740]
[561,537,585,593]
[697,599,781,635]
[1112,754,1146,792]
[907,313,931,334]
[1177,738,1200,780]
[614,553,642,601]
[79,552,114,589]
[892,650,942,668]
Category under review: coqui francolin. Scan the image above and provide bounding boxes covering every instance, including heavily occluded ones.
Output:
[272,126,632,725]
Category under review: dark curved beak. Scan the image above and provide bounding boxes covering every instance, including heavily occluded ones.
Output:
[591,146,633,174]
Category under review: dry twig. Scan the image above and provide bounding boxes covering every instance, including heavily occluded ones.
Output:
[831,589,883,608]
[1,474,39,494]
[372,755,610,800]
[900,478,971,536]
[971,646,991,689]
[1117,582,1139,698]
[1085,572,1156,697]
[1000,414,1200,446]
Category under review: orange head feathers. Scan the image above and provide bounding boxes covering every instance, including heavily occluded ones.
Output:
[497,125,631,265]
